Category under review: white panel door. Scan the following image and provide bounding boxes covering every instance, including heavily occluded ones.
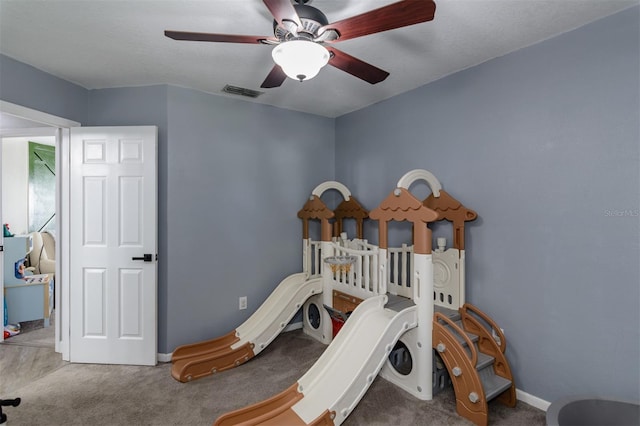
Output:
[69,126,157,365]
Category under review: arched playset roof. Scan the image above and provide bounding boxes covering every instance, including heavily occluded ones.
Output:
[370,169,446,254]
[297,181,368,241]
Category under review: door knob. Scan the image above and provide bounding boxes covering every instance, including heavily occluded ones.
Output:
[132,254,153,262]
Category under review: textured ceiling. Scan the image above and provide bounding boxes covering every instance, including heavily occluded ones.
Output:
[0,0,637,118]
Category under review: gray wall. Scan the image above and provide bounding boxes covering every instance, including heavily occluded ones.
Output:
[335,6,639,403]
[164,86,334,351]
[0,54,88,124]
[86,86,171,352]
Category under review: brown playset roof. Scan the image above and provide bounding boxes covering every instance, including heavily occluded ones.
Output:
[297,195,335,241]
[334,196,368,220]
[370,188,439,254]
[297,195,335,221]
[333,196,369,239]
[423,190,477,250]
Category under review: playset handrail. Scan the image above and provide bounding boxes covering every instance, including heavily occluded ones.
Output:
[460,303,506,354]
[434,312,478,368]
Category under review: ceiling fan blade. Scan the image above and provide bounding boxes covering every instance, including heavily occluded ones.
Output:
[260,65,288,88]
[164,30,275,44]
[319,0,436,43]
[263,0,302,28]
[326,47,389,84]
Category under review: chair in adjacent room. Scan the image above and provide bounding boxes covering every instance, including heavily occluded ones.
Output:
[27,231,55,278]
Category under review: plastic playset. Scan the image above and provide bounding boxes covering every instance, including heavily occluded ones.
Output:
[171,169,515,426]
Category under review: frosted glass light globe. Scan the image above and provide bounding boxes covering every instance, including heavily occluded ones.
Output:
[272,40,330,82]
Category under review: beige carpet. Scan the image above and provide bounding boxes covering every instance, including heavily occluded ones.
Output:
[2,320,55,349]
[1,327,546,425]
[1,315,67,400]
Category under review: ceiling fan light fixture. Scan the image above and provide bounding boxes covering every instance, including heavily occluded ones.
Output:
[271,40,329,82]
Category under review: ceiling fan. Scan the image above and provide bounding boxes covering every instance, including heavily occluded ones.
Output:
[165,0,437,88]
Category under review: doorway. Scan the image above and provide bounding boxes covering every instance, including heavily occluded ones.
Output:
[0,100,80,359]
[2,134,56,344]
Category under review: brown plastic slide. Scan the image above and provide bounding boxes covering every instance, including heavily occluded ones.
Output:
[171,330,255,382]
[171,274,322,383]
[214,383,334,426]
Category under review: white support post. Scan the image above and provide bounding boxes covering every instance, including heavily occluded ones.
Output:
[302,238,310,277]
[321,241,336,306]
[413,252,434,400]
[316,241,336,344]
[401,243,409,288]
[459,250,466,306]
[378,248,388,296]
[371,252,379,294]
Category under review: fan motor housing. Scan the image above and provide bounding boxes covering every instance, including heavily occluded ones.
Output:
[273,4,336,42]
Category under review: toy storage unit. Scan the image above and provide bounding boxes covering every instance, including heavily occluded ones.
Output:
[3,235,54,326]
[3,235,33,285]
[4,276,53,326]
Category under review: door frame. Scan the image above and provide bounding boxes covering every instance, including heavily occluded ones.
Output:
[0,100,79,360]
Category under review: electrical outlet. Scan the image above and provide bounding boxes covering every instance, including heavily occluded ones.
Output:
[239,296,247,310]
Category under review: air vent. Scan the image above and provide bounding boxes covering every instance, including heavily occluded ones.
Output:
[222,85,264,98]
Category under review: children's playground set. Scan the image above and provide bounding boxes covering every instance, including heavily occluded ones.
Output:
[171,169,516,426]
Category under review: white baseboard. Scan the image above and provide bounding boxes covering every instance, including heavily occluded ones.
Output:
[157,353,172,363]
[517,388,551,411]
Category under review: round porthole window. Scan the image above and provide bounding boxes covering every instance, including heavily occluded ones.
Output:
[307,303,321,329]
[388,341,412,375]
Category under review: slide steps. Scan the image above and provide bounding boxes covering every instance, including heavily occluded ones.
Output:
[433,303,516,426]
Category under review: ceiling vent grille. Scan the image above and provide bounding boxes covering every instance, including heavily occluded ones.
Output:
[222,85,264,98]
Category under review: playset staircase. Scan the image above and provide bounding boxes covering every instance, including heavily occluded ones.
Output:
[433,303,516,426]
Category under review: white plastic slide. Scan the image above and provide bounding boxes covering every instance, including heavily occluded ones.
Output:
[172,273,322,382]
[216,294,419,425]
[291,294,418,424]
[235,273,322,352]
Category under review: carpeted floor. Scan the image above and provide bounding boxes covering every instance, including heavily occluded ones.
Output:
[0,326,546,425]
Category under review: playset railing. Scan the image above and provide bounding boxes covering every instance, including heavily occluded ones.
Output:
[387,244,414,299]
[306,237,462,309]
[386,243,463,310]
[305,239,324,278]
[306,238,378,279]
[340,238,377,252]
[327,242,382,298]
[432,245,463,310]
